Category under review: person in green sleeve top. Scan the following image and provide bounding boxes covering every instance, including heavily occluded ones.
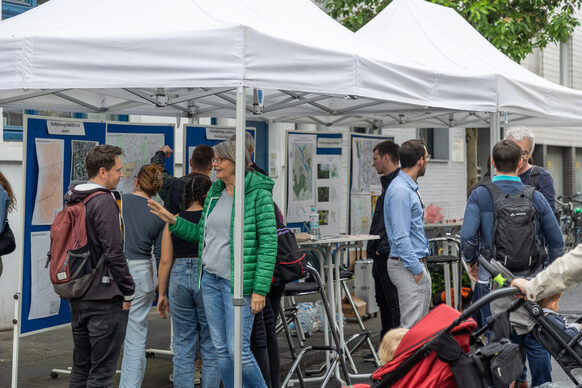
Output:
[148,139,277,388]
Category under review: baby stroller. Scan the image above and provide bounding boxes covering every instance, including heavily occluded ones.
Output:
[476,256,582,387]
[369,286,525,388]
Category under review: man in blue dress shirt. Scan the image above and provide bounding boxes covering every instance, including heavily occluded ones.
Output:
[384,139,431,328]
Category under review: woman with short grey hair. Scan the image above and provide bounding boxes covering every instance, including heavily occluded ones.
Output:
[148,139,277,388]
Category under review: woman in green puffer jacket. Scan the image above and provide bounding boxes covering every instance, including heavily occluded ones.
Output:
[148,139,276,388]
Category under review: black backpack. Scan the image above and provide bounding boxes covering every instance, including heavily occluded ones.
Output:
[271,203,307,287]
[482,182,546,272]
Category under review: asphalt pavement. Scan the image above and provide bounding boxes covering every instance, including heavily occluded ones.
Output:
[0,283,581,387]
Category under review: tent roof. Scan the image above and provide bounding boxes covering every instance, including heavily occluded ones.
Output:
[0,0,580,128]
[355,0,582,127]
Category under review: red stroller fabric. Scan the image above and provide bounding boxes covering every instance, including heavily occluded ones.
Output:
[371,304,477,388]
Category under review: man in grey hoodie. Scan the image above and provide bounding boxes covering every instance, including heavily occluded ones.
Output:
[67,144,135,388]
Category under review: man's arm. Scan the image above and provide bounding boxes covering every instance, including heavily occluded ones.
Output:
[459,191,482,264]
[535,191,564,262]
[93,195,134,301]
[384,189,422,275]
[512,243,582,301]
[536,170,556,211]
[151,146,177,207]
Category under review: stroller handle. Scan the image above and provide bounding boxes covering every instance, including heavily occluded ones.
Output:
[452,287,523,330]
[477,255,516,287]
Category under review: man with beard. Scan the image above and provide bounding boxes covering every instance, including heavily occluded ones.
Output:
[383,139,431,328]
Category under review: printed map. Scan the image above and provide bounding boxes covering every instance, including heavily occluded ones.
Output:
[107,133,164,194]
[33,138,64,225]
[70,140,98,183]
[351,137,382,194]
[287,134,317,223]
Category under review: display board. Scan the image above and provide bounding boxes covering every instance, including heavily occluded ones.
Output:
[20,116,107,335]
[349,133,394,234]
[19,117,174,336]
[285,131,346,235]
[183,125,256,175]
[107,122,175,194]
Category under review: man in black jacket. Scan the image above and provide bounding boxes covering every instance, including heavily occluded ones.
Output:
[368,140,401,339]
[67,145,135,387]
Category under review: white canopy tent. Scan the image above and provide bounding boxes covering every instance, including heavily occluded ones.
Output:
[3,0,582,386]
[355,0,582,128]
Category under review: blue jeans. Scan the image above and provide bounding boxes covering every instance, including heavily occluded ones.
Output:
[120,259,155,388]
[170,258,220,388]
[511,331,552,386]
[201,271,267,388]
[472,282,492,330]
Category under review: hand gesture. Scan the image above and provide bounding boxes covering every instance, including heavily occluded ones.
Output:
[148,199,177,225]
[160,145,174,157]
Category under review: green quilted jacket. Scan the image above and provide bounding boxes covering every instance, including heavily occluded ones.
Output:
[168,171,277,296]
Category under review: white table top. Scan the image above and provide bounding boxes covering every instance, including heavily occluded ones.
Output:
[297,234,379,246]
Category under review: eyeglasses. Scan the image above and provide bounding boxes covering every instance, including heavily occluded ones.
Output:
[521,150,530,156]
[212,156,227,164]
[425,154,432,162]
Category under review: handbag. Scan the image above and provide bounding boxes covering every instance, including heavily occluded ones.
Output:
[0,221,16,256]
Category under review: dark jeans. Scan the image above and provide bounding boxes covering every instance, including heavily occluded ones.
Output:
[372,256,400,338]
[69,299,129,388]
[472,282,492,331]
[511,331,552,386]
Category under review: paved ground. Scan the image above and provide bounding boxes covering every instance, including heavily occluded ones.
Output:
[1,283,581,387]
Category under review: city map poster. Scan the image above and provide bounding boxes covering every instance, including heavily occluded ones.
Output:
[29,231,61,320]
[70,140,99,183]
[287,133,316,224]
[350,193,372,235]
[32,138,64,225]
[107,133,165,194]
[351,137,383,195]
[316,154,344,235]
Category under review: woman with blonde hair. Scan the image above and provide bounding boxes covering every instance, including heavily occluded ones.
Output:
[119,164,166,388]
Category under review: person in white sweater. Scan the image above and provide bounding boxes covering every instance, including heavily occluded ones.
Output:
[511,244,582,301]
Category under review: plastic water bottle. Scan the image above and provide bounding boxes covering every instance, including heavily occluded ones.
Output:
[309,207,321,239]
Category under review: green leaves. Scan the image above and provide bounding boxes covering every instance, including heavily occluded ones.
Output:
[324,0,582,62]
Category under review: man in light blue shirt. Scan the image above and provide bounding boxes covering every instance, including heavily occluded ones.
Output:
[384,139,431,328]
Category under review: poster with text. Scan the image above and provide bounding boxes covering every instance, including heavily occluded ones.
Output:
[287,134,317,223]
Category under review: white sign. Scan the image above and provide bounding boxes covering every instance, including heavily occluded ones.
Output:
[317,137,342,148]
[47,120,85,136]
[206,127,236,141]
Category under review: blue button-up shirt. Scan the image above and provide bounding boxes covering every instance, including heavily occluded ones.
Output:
[384,170,430,275]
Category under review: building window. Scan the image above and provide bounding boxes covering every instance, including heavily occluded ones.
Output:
[418,128,449,160]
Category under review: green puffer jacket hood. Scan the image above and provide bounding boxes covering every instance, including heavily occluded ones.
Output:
[168,171,277,296]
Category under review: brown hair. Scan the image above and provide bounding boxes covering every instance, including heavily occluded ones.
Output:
[136,164,163,197]
[538,293,562,309]
[378,328,408,364]
[492,140,522,173]
[374,140,400,164]
[399,139,426,169]
[0,172,16,212]
[85,144,123,179]
[191,144,214,171]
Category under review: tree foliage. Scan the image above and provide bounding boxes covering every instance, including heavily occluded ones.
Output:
[325,0,582,62]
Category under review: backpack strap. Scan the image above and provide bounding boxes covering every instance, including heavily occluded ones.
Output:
[80,190,109,205]
[528,165,543,189]
[481,182,506,253]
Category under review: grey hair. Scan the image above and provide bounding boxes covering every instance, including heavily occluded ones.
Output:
[229,132,255,152]
[214,139,250,170]
[504,126,535,152]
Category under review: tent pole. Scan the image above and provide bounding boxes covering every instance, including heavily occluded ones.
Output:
[490,112,500,176]
[233,86,246,388]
